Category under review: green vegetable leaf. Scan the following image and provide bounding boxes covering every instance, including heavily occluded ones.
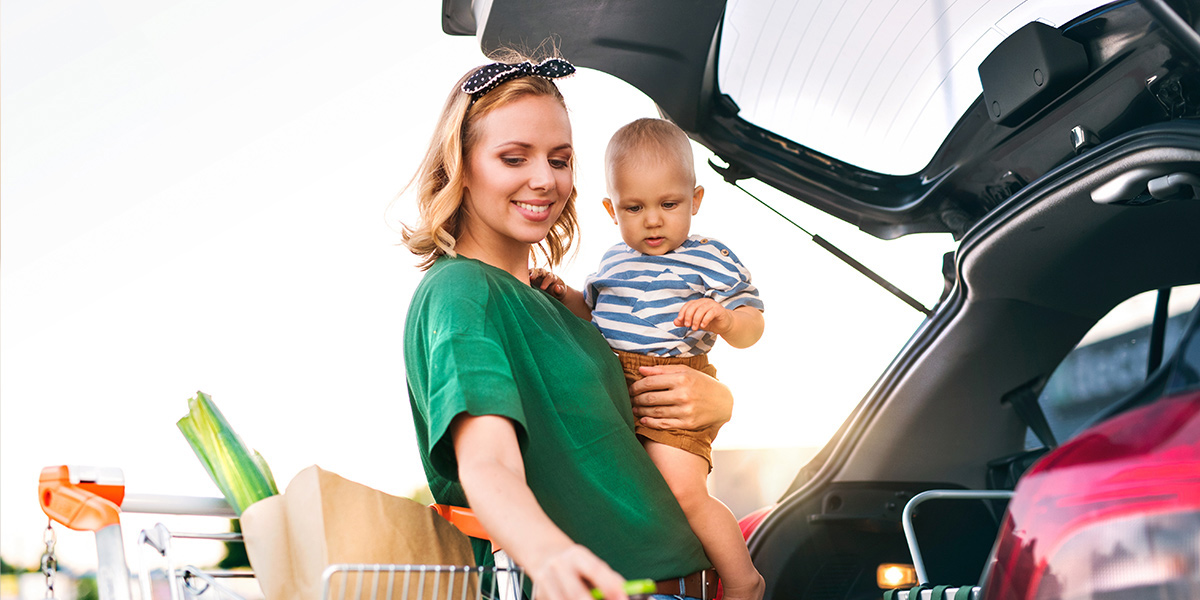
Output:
[177,391,278,515]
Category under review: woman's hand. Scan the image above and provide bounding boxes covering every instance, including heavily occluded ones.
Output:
[628,365,733,431]
[526,543,629,600]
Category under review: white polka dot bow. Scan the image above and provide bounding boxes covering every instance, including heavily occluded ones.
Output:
[462,58,576,99]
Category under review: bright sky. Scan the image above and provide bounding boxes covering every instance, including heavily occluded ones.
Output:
[1,1,955,572]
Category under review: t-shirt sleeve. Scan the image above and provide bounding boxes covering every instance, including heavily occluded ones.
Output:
[706,241,765,313]
[583,243,626,310]
[416,270,528,480]
[583,271,600,310]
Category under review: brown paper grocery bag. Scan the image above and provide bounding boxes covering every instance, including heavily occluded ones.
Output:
[241,465,476,600]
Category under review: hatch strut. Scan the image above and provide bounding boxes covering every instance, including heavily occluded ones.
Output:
[1138,0,1200,64]
[710,160,932,317]
[1002,375,1058,449]
[1148,287,1172,376]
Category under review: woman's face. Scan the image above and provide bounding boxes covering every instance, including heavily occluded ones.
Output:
[460,94,573,264]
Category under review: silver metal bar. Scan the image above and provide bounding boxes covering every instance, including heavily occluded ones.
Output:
[95,524,133,600]
[493,551,521,600]
[122,493,236,517]
[901,490,1014,584]
[170,532,244,541]
[181,565,248,600]
[137,526,166,600]
[369,565,382,600]
[138,522,249,599]
[194,570,256,579]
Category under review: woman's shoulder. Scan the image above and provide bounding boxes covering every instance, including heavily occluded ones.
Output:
[425,255,489,279]
[430,255,522,285]
[408,258,504,333]
[418,256,539,304]
[414,257,498,302]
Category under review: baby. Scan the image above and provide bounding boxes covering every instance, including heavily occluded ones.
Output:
[537,118,765,600]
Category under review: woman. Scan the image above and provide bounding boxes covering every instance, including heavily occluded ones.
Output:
[402,54,736,600]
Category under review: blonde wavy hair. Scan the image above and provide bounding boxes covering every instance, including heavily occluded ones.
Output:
[402,53,579,271]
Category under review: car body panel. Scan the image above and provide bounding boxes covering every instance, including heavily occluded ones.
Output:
[444,0,1200,240]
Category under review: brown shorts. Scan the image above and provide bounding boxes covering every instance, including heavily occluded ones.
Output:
[615,349,721,470]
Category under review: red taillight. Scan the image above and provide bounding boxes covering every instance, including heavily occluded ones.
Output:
[982,391,1200,600]
[739,504,776,541]
[1030,511,1200,599]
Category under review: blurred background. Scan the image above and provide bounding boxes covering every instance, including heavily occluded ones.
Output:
[1,2,954,597]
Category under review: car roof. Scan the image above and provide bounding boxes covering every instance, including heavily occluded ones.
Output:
[443,0,1187,240]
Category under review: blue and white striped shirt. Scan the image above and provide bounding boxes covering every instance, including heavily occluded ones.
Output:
[584,235,764,357]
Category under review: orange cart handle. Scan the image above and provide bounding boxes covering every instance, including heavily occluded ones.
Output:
[430,504,501,552]
[39,466,125,532]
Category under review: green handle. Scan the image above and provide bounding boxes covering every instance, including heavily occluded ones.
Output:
[591,579,656,599]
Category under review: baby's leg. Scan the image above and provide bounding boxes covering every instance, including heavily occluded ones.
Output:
[643,440,764,600]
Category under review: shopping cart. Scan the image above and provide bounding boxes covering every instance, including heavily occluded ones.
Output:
[37,465,526,600]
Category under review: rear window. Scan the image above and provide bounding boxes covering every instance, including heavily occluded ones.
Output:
[716,0,1107,175]
[1030,284,1200,448]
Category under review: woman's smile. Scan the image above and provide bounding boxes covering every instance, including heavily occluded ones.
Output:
[514,200,554,220]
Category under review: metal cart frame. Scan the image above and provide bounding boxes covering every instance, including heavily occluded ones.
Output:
[38,465,519,600]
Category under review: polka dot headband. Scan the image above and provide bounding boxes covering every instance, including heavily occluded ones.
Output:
[462,58,576,100]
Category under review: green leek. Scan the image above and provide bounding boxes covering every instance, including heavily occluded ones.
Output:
[177,391,278,515]
[591,580,656,599]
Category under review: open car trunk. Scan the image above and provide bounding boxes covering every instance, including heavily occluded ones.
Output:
[746,121,1200,600]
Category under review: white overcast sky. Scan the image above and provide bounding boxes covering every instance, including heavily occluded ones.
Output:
[1,1,955,570]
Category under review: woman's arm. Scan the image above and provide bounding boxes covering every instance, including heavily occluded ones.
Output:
[626,366,734,431]
[450,414,627,600]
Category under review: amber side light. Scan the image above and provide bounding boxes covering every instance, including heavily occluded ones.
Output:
[877,563,918,589]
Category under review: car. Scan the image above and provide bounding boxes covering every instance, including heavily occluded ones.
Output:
[444,1,1200,599]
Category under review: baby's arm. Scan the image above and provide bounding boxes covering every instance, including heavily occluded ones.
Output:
[530,268,592,321]
[675,300,764,348]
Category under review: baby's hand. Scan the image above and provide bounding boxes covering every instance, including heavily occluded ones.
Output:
[675,298,734,334]
[529,267,567,301]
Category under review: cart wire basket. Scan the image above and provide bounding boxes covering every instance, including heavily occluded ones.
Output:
[322,564,526,600]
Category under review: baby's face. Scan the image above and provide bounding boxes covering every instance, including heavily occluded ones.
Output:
[603,159,703,256]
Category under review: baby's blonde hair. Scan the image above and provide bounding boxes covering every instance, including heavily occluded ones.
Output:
[604,118,696,194]
[402,53,578,270]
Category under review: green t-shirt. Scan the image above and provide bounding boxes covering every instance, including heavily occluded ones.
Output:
[404,256,711,580]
